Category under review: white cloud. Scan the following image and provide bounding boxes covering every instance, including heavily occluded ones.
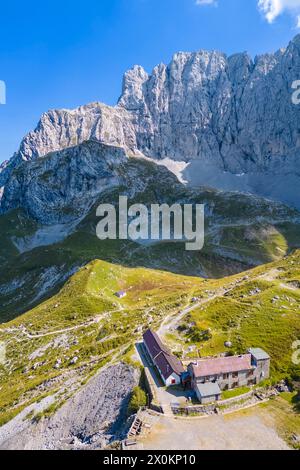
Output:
[258,0,300,25]
[195,0,300,28]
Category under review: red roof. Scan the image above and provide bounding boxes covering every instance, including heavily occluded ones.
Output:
[191,354,252,378]
[143,329,184,380]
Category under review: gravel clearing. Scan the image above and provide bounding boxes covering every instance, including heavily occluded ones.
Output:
[0,362,139,450]
[141,412,290,450]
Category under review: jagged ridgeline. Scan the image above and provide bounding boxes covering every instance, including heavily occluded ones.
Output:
[0,35,300,448]
[0,34,300,318]
[0,39,299,331]
[2,35,300,208]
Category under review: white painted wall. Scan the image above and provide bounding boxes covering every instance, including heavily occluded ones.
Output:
[165,372,181,387]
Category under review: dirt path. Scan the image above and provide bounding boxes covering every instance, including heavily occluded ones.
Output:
[279,282,299,292]
[258,268,281,282]
[25,321,98,339]
[157,288,228,339]
[258,267,299,292]
[3,308,124,340]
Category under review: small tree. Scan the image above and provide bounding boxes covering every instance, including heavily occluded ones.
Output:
[128,386,147,415]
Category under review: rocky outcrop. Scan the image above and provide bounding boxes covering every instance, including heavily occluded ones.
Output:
[0,141,129,223]
[0,104,138,193]
[1,35,300,209]
[0,363,138,450]
[0,140,181,224]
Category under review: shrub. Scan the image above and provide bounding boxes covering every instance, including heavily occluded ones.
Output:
[128,386,147,415]
[177,323,188,332]
[173,351,182,359]
[189,326,212,342]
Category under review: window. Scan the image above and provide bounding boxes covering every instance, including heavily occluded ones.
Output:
[232,372,239,379]
[248,379,257,386]
[171,379,176,385]
[223,373,229,380]
[232,382,239,388]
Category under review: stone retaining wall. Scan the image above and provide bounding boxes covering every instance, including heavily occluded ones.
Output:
[218,390,254,406]
[171,390,255,416]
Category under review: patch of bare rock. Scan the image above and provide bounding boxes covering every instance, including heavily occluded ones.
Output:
[0,362,138,450]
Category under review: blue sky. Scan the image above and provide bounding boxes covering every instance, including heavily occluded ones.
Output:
[0,0,300,163]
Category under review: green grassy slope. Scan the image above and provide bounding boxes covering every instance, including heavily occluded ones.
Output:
[0,251,300,426]
[171,251,300,382]
[0,260,201,425]
[1,179,299,323]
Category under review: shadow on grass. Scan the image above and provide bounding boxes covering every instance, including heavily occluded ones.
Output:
[292,394,300,413]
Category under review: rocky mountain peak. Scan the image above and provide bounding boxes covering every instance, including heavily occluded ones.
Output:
[119,65,149,110]
[1,35,300,211]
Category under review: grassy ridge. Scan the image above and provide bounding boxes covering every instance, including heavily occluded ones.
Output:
[0,251,300,426]
[1,174,300,324]
[0,260,201,425]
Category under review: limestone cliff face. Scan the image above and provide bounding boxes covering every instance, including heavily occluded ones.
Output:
[0,140,181,224]
[0,142,129,223]
[1,35,300,212]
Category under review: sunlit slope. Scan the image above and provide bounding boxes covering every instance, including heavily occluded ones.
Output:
[1,181,299,323]
[0,260,201,425]
[171,250,300,381]
[1,252,300,425]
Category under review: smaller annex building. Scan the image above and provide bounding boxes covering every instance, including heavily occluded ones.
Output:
[143,329,184,386]
[196,382,222,405]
